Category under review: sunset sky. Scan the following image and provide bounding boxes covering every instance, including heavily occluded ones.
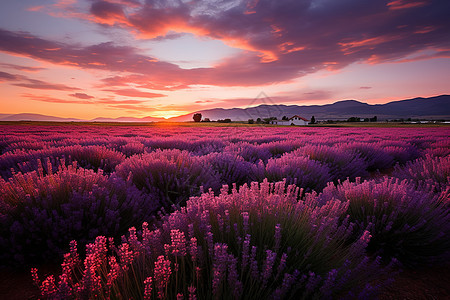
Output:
[1,0,449,119]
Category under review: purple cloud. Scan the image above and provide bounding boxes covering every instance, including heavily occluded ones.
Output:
[0,71,19,81]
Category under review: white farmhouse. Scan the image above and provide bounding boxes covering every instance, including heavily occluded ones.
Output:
[271,115,310,126]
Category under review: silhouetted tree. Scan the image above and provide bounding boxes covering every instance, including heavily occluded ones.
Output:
[262,117,277,124]
[193,113,202,122]
[282,116,288,120]
[248,119,254,124]
[347,117,360,122]
[310,116,316,124]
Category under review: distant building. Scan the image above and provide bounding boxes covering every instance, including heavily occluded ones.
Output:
[271,115,310,126]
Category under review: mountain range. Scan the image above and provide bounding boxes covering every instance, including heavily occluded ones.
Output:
[171,95,450,121]
[1,95,449,122]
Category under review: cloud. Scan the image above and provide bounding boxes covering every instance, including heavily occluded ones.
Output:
[0,68,80,91]
[22,93,93,104]
[22,93,149,107]
[106,104,157,112]
[195,100,214,104]
[0,71,19,82]
[97,98,148,105]
[2,0,450,89]
[359,86,372,90]
[99,75,191,91]
[0,63,45,72]
[90,0,129,25]
[103,88,166,98]
[387,0,428,10]
[69,92,95,99]
[13,78,80,91]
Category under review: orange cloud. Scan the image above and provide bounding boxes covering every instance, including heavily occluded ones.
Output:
[339,35,401,54]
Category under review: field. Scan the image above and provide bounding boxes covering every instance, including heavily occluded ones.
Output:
[0,123,449,299]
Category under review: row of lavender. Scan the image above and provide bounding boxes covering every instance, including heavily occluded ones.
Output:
[30,177,449,299]
[0,125,449,298]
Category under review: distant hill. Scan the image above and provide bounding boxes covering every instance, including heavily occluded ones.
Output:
[0,114,164,122]
[169,95,450,121]
[1,95,449,122]
[0,113,82,122]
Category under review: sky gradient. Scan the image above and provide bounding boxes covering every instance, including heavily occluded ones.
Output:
[1,0,449,119]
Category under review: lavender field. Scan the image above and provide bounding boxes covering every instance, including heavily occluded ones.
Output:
[1,124,449,299]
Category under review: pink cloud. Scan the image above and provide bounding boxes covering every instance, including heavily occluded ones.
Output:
[69,92,94,99]
[22,93,93,104]
[97,98,149,105]
[103,88,166,98]
[387,0,428,10]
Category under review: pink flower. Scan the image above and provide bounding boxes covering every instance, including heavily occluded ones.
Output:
[118,243,135,270]
[154,256,172,299]
[189,237,198,262]
[31,268,40,287]
[170,229,187,257]
[188,286,197,300]
[106,256,121,287]
[144,276,153,300]
[40,275,57,298]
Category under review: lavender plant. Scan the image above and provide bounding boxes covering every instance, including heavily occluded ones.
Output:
[318,177,450,266]
[375,140,421,165]
[202,152,263,187]
[224,142,272,163]
[392,154,450,192]
[340,142,395,172]
[264,154,332,192]
[0,163,158,266]
[115,149,221,207]
[0,145,125,179]
[32,180,388,299]
[292,145,369,181]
